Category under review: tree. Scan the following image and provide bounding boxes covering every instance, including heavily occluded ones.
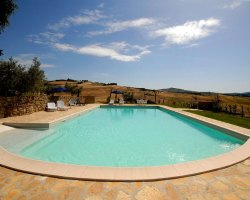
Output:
[0,0,18,56]
[0,58,25,96]
[212,94,222,112]
[0,0,18,33]
[26,58,46,93]
[123,92,133,103]
[65,82,81,95]
[0,57,46,96]
[154,90,159,104]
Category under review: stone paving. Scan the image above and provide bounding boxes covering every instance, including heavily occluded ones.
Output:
[0,159,249,200]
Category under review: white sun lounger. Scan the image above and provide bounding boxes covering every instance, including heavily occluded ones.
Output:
[119,99,125,105]
[136,99,143,104]
[57,100,69,111]
[69,99,77,106]
[137,99,147,104]
[109,99,114,105]
[46,102,57,112]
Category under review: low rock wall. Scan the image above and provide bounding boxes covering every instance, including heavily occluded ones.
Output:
[0,94,96,118]
[0,94,48,118]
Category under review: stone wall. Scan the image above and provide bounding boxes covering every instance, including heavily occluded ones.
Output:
[0,94,96,118]
[0,94,48,118]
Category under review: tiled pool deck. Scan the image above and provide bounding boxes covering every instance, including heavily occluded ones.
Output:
[0,104,250,199]
[0,159,249,199]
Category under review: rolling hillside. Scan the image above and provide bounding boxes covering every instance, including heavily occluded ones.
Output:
[48,80,250,116]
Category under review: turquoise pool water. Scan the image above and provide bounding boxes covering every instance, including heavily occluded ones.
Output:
[2,106,245,167]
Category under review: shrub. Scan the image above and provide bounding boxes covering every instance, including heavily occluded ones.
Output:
[123,92,133,103]
[0,57,46,96]
[65,82,82,95]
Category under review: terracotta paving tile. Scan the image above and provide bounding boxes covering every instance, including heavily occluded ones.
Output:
[0,159,248,199]
[135,185,165,200]
[165,184,180,200]
[222,192,241,200]
[233,187,250,199]
[103,190,118,200]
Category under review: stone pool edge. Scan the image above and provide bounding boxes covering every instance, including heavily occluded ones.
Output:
[0,104,249,181]
[2,104,100,129]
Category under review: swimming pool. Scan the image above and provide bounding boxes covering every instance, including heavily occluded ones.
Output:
[0,106,245,167]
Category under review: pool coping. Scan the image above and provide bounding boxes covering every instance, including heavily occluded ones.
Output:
[0,104,249,181]
[2,104,100,129]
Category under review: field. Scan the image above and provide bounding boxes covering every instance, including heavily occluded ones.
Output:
[185,110,250,129]
[48,80,250,117]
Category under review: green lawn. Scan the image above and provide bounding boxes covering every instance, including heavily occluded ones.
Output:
[184,110,250,129]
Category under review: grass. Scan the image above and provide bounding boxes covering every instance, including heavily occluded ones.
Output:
[184,110,250,129]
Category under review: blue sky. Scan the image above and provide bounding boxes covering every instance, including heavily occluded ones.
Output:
[1,0,250,92]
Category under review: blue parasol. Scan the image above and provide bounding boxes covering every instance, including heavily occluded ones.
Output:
[111,90,123,102]
[52,87,69,92]
[112,90,123,94]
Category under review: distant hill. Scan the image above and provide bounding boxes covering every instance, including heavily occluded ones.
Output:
[223,92,250,97]
[161,87,250,97]
[160,87,212,95]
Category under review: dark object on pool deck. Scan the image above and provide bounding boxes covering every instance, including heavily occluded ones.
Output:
[77,97,85,106]
[68,99,77,106]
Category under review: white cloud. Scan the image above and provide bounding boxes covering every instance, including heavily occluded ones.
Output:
[98,3,104,8]
[223,0,242,9]
[183,43,200,48]
[153,18,220,45]
[89,18,155,36]
[28,32,64,44]
[106,41,151,53]
[53,42,151,62]
[48,10,105,31]
[40,64,55,68]
[14,54,35,66]
[53,43,75,51]
[222,0,250,9]
[13,54,55,68]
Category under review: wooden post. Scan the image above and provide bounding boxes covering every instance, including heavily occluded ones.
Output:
[241,105,244,117]
[154,90,157,104]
